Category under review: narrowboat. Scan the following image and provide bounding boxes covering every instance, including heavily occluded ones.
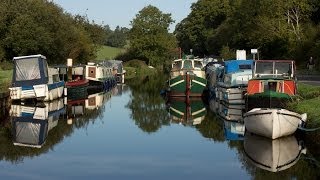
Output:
[104,60,126,84]
[167,56,207,97]
[217,60,253,104]
[65,65,89,99]
[85,62,116,90]
[9,55,65,101]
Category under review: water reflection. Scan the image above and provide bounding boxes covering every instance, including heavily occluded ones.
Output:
[166,97,206,126]
[126,74,170,133]
[244,133,306,172]
[224,120,245,141]
[11,99,65,148]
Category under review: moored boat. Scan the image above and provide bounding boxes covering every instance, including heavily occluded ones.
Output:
[85,62,116,90]
[9,54,64,101]
[167,56,207,97]
[217,60,253,105]
[65,65,89,100]
[245,60,297,111]
[243,108,307,139]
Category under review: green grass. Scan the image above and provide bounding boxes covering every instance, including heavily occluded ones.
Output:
[297,83,320,99]
[0,69,12,93]
[289,83,320,127]
[124,60,157,79]
[95,45,125,60]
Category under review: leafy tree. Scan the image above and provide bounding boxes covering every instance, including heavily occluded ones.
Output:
[175,0,233,56]
[106,26,129,48]
[129,5,177,67]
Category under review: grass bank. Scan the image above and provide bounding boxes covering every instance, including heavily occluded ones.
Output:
[289,83,320,127]
[124,60,157,80]
[0,69,12,93]
[95,45,124,60]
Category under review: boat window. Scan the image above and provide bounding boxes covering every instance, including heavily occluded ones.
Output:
[256,62,273,74]
[264,82,277,91]
[239,64,251,70]
[43,59,48,78]
[183,60,192,69]
[275,62,292,75]
[15,58,41,81]
[172,61,182,70]
[194,61,203,69]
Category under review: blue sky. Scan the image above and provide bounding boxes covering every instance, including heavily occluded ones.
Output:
[53,0,197,31]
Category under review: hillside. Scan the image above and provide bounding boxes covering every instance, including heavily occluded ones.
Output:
[95,45,125,60]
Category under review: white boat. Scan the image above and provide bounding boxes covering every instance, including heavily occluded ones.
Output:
[9,54,64,101]
[244,108,307,139]
[244,133,306,172]
[10,99,65,148]
[85,62,116,89]
[104,60,126,84]
[217,60,253,104]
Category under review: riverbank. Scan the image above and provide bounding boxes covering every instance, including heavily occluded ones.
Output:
[0,69,12,93]
[289,83,320,127]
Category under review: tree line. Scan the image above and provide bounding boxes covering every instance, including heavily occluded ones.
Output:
[175,0,320,65]
[0,0,129,65]
[3,0,318,69]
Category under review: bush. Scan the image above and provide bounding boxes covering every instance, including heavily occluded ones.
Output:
[124,59,148,68]
[0,61,13,70]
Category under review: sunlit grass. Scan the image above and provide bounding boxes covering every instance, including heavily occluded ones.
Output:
[95,45,125,60]
[0,69,12,93]
[289,83,320,126]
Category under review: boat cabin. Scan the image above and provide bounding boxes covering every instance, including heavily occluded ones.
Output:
[253,60,295,79]
[12,54,51,87]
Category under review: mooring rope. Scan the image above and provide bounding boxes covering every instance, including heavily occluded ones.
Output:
[281,111,320,132]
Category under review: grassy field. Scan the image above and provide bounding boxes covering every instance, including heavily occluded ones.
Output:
[95,45,124,60]
[0,69,12,93]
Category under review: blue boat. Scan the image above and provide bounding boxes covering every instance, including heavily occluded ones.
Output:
[217,60,253,105]
[9,54,65,101]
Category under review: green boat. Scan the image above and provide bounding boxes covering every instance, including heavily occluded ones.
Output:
[167,56,207,97]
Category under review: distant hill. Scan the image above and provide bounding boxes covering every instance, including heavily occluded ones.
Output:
[95,45,125,60]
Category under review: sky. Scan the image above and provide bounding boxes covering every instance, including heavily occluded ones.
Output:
[53,0,197,31]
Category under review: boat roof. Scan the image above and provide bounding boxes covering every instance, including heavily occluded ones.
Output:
[255,59,295,63]
[224,60,253,73]
[13,54,46,60]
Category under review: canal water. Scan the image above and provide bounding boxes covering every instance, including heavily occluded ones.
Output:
[0,74,319,180]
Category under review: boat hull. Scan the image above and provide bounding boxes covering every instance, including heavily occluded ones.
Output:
[218,86,246,104]
[244,108,302,139]
[9,81,65,101]
[66,79,89,100]
[168,74,207,97]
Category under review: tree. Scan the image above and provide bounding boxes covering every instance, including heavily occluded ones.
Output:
[106,26,129,48]
[175,0,233,56]
[129,5,177,67]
